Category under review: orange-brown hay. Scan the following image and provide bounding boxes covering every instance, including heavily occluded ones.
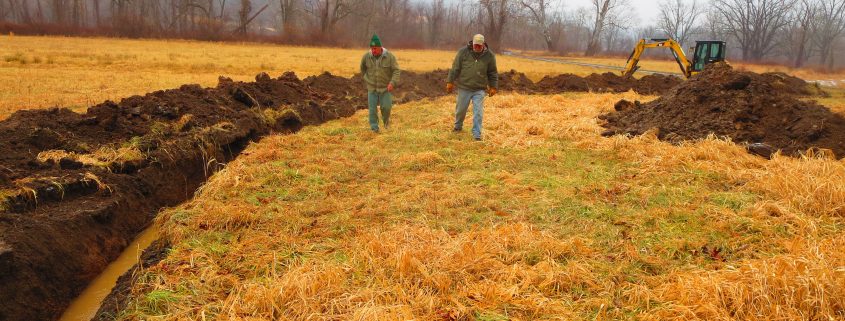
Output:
[539,91,845,219]
[748,154,845,217]
[395,151,445,171]
[646,236,845,321]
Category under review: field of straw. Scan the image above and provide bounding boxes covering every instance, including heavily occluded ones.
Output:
[107,91,845,320]
[0,35,616,118]
[3,35,843,119]
[2,36,844,320]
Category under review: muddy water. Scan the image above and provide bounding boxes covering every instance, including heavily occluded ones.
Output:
[59,225,160,321]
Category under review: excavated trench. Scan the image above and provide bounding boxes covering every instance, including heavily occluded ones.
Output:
[0,69,683,321]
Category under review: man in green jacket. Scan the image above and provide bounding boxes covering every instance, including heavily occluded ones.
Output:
[360,34,401,133]
[446,34,498,141]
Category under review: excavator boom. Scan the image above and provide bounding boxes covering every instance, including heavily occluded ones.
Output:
[622,38,692,78]
[622,38,726,78]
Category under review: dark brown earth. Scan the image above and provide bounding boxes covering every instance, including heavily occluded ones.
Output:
[600,63,845,158]
[0,69,690,321]
[536,72,682,95]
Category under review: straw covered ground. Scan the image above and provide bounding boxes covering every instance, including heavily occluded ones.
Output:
[112,92,845,320]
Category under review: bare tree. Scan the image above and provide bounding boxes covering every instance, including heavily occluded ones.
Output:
[424,0,445,46]
[785,0,818,67]
[812,0,845,69]
[238,0,251,34]
[585,0,628,56]
[520,0,557,51]
[91,0,100,26]
[279,0,298,35]
[714,0,796,61]
[479,0,516,51]
[657,0,704,47]
[307,0,355,35]
[52,0,67,23]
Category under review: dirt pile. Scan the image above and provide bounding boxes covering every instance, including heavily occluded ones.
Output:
[498,69,536,91]
[600,63,845,158]
[536,72,682,95]
[0,67,699,320]
[759,71,829,96]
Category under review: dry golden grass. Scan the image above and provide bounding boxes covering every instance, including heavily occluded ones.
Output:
[3,35,843,120]
[1,35,599,119]
[112,92,845,320]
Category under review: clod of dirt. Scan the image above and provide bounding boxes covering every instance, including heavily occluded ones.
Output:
[0,240,12,275]
[613,99,637,112]
[747,143,775,159]
[601,63,845,158]
[723,74,752,90]
[255,72,271,82]
[232,87,260,107]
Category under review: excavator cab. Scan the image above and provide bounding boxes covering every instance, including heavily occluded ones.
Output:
[691,41,726,72]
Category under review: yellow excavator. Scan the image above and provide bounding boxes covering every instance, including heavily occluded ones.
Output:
[622,38,726,78]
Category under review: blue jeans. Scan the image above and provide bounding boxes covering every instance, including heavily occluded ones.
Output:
[454,88,485,138]
[367,91,393,131]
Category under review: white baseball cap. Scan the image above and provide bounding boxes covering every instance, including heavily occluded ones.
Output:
[473,34,485,45]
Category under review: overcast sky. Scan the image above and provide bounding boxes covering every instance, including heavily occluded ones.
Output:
[562,0,663,27]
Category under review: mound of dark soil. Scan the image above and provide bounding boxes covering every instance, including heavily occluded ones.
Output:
[536,73,591,92]
[600,63,845,158]
[498,69,535,92]
[759,71,828,96]
[536,72,683,95]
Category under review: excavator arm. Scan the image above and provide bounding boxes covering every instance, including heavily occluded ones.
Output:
[622,39,693,78]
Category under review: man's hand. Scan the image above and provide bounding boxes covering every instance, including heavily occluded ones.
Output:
[487,87,497,97]
[387,83,394,92]
[446,82,455,94]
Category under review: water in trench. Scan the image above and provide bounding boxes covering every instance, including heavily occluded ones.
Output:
[59,224,160,321]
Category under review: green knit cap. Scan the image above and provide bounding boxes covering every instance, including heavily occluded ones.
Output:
[370,34,382,47]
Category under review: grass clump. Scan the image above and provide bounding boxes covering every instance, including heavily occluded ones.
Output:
[36,146,144,169]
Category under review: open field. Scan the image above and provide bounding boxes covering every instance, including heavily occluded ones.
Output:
[3,35,844,120]
[1,36,844,320]
[111,93,845,320]
[0,35,609,118]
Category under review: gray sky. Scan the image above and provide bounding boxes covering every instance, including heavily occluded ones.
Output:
[563,0,662,27]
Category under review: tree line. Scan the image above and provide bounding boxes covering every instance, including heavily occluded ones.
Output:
[0,0,843,69]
